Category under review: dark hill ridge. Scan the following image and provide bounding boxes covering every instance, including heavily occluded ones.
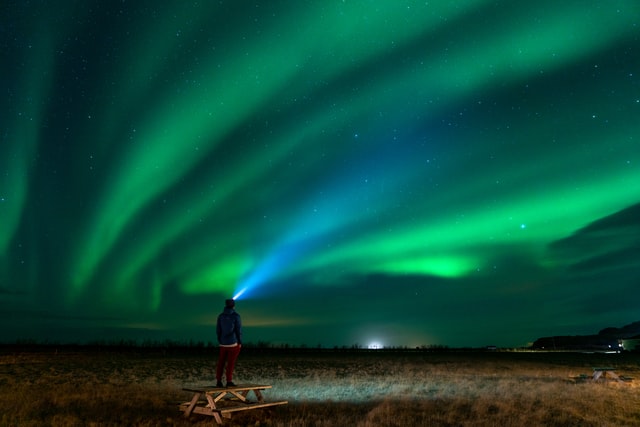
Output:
[599,320,640,338]
[532,320,640,350]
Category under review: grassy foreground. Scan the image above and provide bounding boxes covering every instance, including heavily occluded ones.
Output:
[1,348,639,426]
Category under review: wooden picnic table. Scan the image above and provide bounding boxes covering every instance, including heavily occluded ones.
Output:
[180,384,287,424]
[592,367,621,381]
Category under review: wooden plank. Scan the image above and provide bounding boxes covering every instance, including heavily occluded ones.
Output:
[190,406,216,416]
[182,391,202,417]
[213,393,227,403]
[183,384,272,393]
[206,394,218,410]
[182,387,222,393]
[227,390,249,402]
[592,367,615,371]
[216,401,289,414]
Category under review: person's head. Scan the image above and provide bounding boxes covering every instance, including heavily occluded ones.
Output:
[225,298,235,309]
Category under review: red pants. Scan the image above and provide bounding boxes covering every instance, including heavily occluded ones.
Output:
[216,345,241,382]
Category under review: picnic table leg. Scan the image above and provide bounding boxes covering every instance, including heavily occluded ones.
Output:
[205,394,223,424]
[253,389,265,403]
[606,371,621,381]
[184,391,202,417]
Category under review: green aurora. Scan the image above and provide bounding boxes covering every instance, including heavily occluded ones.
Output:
[1,0,639,347]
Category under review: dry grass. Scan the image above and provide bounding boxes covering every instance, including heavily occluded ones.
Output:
[1,349,639,426]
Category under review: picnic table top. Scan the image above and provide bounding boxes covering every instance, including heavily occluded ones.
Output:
[183,384,273,393]
[592,367,616,371]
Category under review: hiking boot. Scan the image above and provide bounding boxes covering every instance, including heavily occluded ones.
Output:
[226,381,236,387]
[216,381,224,388]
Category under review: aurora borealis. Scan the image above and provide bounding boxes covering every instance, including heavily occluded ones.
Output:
[2,1,639,347]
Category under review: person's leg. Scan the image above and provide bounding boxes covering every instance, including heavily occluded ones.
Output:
[216,347,229,383]
[225,345,241,383]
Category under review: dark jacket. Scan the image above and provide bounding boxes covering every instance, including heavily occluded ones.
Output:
[217,307,242,345]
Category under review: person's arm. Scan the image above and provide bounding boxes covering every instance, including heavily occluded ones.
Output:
[216,315,222,342]
[235,315,242,345]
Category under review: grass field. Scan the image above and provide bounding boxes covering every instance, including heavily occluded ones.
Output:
[1,347,639,426]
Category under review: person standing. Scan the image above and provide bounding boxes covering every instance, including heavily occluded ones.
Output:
[216,298,242,387]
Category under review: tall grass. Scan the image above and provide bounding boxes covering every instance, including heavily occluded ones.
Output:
[1,349,638,426]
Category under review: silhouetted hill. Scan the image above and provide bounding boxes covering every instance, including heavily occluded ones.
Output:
[598,320,640,338]
[532,320,640,350]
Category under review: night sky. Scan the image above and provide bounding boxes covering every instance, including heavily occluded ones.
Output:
[2,1,639,348]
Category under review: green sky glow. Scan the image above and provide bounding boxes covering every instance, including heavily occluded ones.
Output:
[2,0,639,347]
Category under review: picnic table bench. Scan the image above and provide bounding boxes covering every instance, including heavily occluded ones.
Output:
[180,384,287,424]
